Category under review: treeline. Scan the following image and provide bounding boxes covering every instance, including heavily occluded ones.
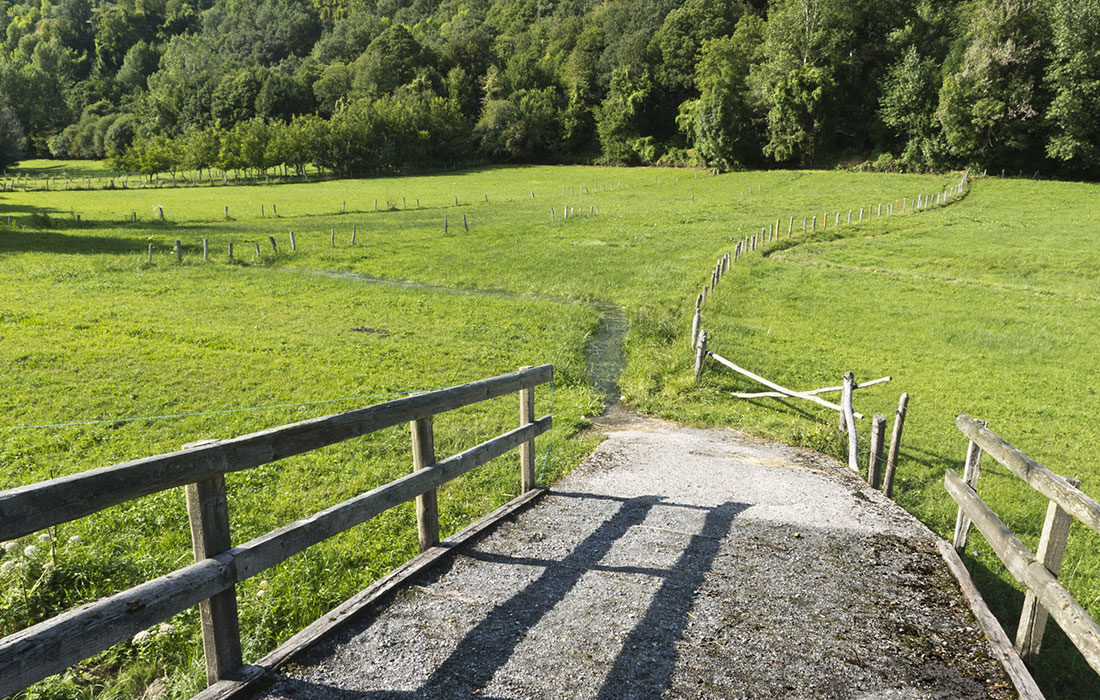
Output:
[0,0,1098,178]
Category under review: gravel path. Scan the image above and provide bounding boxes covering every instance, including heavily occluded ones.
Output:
[251,417,1016,700]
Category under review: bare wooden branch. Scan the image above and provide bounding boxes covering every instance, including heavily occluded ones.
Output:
[1016,477,1080,667]
[841,372,858,472]
[944,469,1100,675]
[731,375,892,399]
[710,352,862,418]
[956,415,1100,538]
[0,365,553,542]
[882,393,909,498]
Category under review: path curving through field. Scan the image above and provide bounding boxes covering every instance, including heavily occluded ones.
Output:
[291,269,629,405]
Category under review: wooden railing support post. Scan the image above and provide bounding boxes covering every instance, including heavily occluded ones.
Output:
[1016,476,1080,667]
[690,309,701,351]
[693,330,707,381]
[882,393,909,499]
[411,414,438,551]
[183,441,242,685]
[519,367,536,492]
[952,420,987,553]
[868,414,886,488]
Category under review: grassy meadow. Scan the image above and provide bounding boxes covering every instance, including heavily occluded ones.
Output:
[1,163,1097,698]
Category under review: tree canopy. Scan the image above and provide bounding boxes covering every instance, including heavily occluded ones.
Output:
[1,0,1097,178]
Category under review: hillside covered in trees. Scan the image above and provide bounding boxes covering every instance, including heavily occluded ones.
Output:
[0,0,1097,178]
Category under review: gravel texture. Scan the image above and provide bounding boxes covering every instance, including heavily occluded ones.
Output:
[251,418,1016,700]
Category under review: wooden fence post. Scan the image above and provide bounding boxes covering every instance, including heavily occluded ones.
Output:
[691,309,701,351]
[882,393,909,498]
[693,330,707,381]
[519,367,536,492]
[952,420,987,552]
[228,242,233,260]
[410,414,439,551]
[203,239,209,261]
[841,372,858,472]
[174,240,182,263]
[183,441,242,685]
[289,231,296,251]
[268,236,277,253]
[147,243,153,264]
[1015,476,1080,667]
[868,414,886,488]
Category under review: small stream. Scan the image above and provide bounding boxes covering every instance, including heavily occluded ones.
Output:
[296,269,628,406]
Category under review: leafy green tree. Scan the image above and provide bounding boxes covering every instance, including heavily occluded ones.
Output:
[751,0,857,165]
[352,24,432,96]
[313,63,353,115]
[595,64,656,164]
[104,113,137,156]
[679,15,766,170]
[0,102,25,170]
[180,126,222,179]
[1043,0,1100,175]
[116,41,162,93]
[877,2,954,170]
[936,0,1044,169]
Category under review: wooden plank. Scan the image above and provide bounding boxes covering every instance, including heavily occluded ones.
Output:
[953,425,986,553]
[710,351,861,418]
[411,416,438,552]
[0,365,553,541]
[957,414,1100,538]
[944,469,1100,675]
[519,372,536,492]
[841,372,858,471]
[0,417,550,696]
[882,393,909,499]
[1016,477,1079,667]
[230,416,551,581]
[191,487,549,700]
[936,540,1046,700]
[0,555,234,697]
[731,375,891,399]
[185,475,242,684]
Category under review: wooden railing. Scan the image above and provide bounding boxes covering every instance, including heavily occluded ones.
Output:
[947,414,1100,675]
[0,365,553,697]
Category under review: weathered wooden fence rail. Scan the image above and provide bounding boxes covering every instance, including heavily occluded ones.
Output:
[947,414,1100,675]
[0,365,553,697]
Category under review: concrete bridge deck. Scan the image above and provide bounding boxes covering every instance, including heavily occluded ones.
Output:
[238,418,1017,700]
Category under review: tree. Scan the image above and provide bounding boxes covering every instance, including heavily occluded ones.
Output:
[679,15,766,170]
[877,2,954,170]
[0,103,25,170]
[936,0,1044,170]
[1044,0,1100,175]
[351,24,431,96]
[751,0,857,165]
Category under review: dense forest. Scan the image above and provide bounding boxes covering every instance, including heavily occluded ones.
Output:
[0,0,1097,178]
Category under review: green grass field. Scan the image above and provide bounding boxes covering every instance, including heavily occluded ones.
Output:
[1,163,1097,698]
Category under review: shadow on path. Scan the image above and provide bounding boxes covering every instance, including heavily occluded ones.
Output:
[268,494,748,699]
